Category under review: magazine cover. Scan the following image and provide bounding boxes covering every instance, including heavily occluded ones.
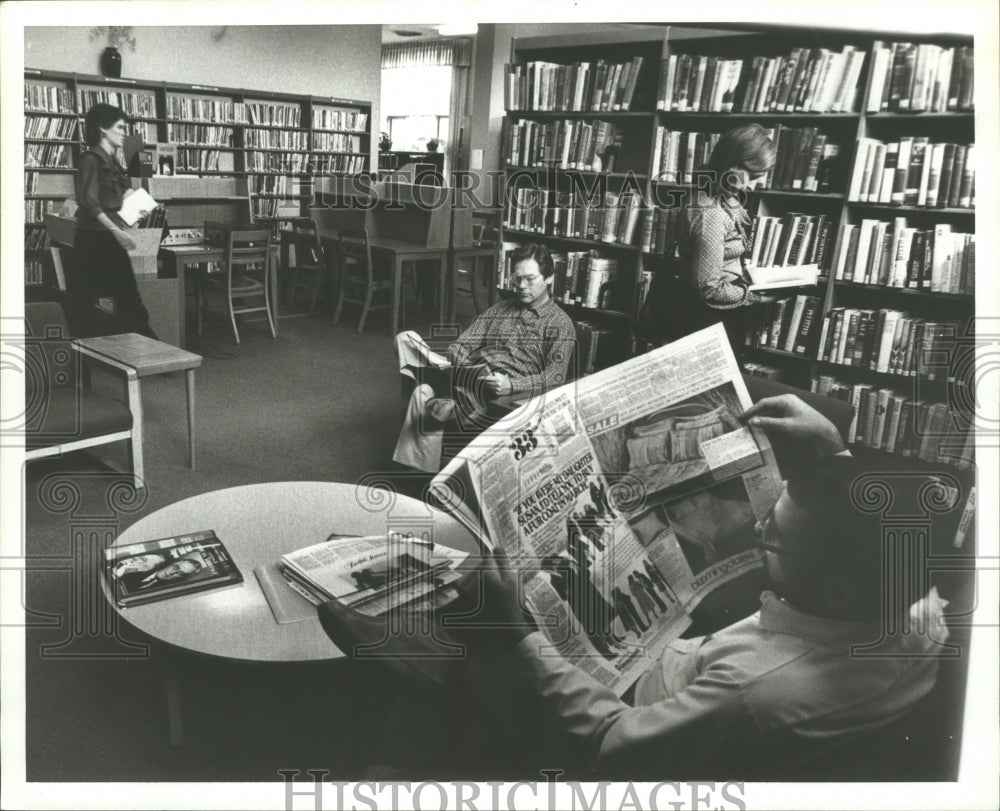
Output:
[104,529,243,608]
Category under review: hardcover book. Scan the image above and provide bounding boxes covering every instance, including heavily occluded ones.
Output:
[105,529,243,608]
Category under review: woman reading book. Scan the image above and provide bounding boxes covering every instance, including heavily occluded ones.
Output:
[66,103,156,338]
[646,124,775,355]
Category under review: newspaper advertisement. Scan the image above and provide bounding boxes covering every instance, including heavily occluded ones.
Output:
[431,323,784,695]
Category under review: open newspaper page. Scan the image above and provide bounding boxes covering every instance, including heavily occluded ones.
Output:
[430,323,784,695]
[569,323,784,613]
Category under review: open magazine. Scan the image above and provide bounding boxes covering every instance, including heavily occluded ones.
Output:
[429,323,784,695]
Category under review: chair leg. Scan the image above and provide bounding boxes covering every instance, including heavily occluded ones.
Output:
[307,271,323,316]
[357,287,373,334]
[263,269,277,339]
[470,257,481,315]
[333,283,346,326]
[196,270,204,335]
[227,292,241,345]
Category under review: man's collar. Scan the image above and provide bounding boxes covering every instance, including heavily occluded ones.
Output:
[517,294,557,316]
[758,590,883,648]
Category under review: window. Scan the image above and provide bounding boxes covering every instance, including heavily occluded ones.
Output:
[381,65,452,153]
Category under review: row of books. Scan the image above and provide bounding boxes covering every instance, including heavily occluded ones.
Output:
[315,155,367,175]
[866,42,974,113]
[656,46,866,114]
[550,252,620,309]
[816,308,959,378]
[575,319,619,374]
[245,151,308,173]
[249,175,290,196]
[166,97,246,123]
[244,129,309,150]
[77,89,156,118]
[175,148,236,174]
[166,123,235,146]
[651,129,718,184]
[25,143,71,168]
[848,138,974,209]
[252,198,296,219]
[504,119,625,172]
[312,133,362,153]
[766,125,843,193]
[638,205,681,255]
[832,219,974,294]
[24,115,77,140]
[741,361,783,381]
[745,294,823,355]
[25,83,75,113]
[312,109,368,132]
[504,57,646,112]
[245,102,302,127]
[24,225,51,251]
[812,377,973,467]
[748,213,835,271]
[25,258,47,287]
[504,188,643,246]
[25,199,58,224]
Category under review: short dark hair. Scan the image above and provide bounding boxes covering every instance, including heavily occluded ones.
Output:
[83,103,129,147]
[509,243,554,279]
[776,456,901,620]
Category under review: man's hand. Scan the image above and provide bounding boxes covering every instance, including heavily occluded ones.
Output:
[482,372,513,396]
[426,397,456,424]
[454,550,536,646]
[741,394,846,457]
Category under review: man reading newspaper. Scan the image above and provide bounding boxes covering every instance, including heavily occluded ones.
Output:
[322,395,950,779]
[392,242,574,472]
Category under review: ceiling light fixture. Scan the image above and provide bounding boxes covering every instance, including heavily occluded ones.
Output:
[392,29,423,37]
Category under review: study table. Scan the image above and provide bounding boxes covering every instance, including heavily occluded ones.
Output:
[105,481,478,743]
[160,242,281,344]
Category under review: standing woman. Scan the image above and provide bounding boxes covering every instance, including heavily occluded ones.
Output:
[677,123,776,355]
[68,103,156,338]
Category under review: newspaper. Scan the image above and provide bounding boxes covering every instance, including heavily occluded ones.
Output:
[280,532,469,617]
[431,323,784,694]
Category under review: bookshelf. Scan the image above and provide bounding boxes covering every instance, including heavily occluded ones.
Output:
[498,26,976,450]
[22,68,374,290]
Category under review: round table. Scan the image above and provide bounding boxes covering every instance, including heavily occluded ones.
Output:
[108,481,478,663]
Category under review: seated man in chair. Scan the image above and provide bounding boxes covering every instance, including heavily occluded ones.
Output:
[393,243,575,472]
[328,396,953,779]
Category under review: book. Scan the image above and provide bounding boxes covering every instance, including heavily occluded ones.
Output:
[105,529,243,608]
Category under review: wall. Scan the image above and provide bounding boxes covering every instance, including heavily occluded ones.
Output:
[24,25,382,165]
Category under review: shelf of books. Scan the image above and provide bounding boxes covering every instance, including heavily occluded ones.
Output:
[23,69,376,274]
[498,25,975,418]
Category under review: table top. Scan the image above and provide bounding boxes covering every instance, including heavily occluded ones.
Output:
[75,333,202,376]
[106,482,479,663]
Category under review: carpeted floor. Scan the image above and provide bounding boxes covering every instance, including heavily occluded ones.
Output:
[22,287,482,781]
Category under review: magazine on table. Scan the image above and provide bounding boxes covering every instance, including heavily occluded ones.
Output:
[429,323,784,695]
[105,529,243,608]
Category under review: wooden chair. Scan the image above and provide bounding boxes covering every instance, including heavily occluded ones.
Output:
[283,219,328,315]
[453,212,499,316]
[197,224,276,345]
[330,226,399,335]
[23,302,144,488]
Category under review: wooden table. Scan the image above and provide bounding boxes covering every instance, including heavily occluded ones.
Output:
[74,333,202,469]
[106,481,479,743]
[367,237,449,334]
[160,242,281,342]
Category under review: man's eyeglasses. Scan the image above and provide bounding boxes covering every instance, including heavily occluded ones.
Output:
[513,274,543,287]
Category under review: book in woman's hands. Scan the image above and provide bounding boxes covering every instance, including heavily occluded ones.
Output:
[117,187,159,226]
[105,529,243,607]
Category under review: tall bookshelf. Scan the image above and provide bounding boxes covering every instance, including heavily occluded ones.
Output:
[22,68,374,291]
[498,26,976,472]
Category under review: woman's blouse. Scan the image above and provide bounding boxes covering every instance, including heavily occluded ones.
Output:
[75,148,130,231]
[678,197,758,310]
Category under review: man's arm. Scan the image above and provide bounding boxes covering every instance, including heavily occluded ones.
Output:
[504,321,576,397]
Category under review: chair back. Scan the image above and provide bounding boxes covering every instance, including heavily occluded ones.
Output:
[337,226,373,284]
[287,219,321,268]
[224,226,271,266]
[24,302,78,394]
